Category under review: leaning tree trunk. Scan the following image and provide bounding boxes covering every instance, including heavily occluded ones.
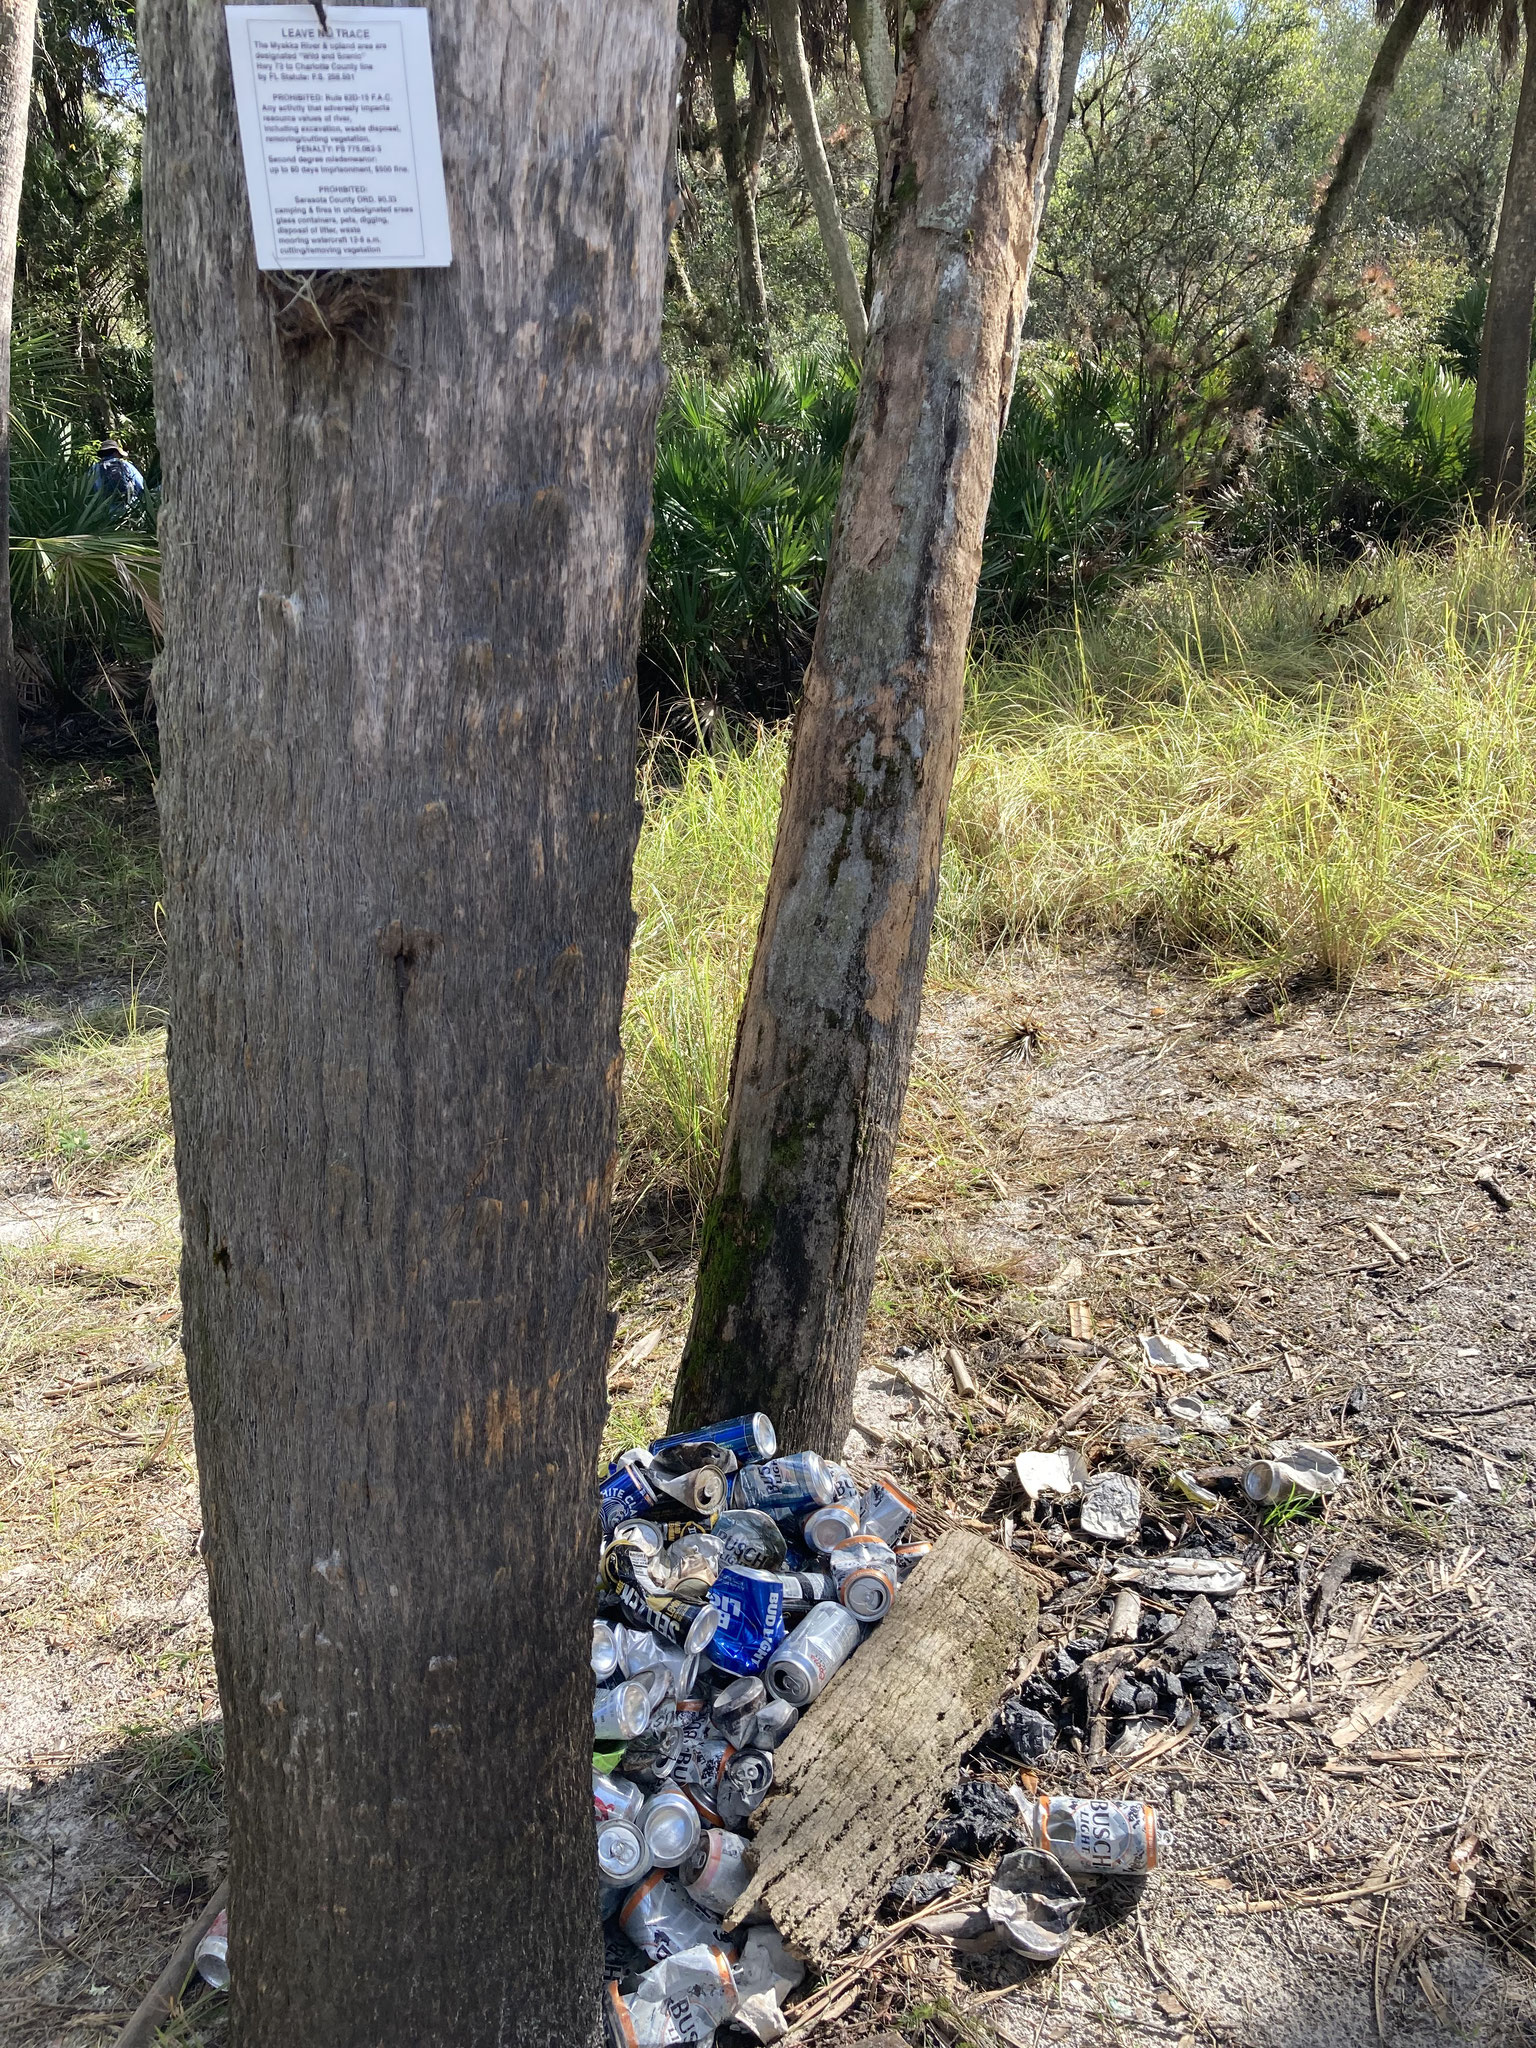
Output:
[140,4,673,2044]
[849,0,897,176]
[0,0,37,850]
[1474,0,1536,517]
[1269,0,1432,361]
[767,0,868,358]
[669,0,1065,1456]
[1035,0,1093,233]
[711,0,771,340]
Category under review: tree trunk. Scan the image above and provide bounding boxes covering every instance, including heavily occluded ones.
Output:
[1269,0,1431,360]
[1034,0,1092,234]
[0,0,37,850]
[139,4,673,2044]
[668,0,1058,1456]
[1474,0,1536,517]
[849,0,897,177]
[711,0,771,339]
[767,0,868,358]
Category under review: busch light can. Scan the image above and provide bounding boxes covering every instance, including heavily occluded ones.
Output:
[685,1827,758,1914]
[618,1871,722,1962]
[639,1789,702,1869]
[765,1601,862,1706]
[597,1818,652,1885]
[711,1507,788,1571]
[650,1412,777,1464]
[705,1566,786,1677]
[859,1476,918,1544]
[802,1501,860,1555]
[1027,1796,1158,1875]
[731,1452,836,1515]
[829,1535,899,1622]
[615,1581,722,1655]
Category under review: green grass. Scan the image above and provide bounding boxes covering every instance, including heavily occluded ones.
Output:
[0,757,162,977]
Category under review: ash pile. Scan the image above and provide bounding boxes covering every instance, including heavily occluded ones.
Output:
[593,1412,923,2045]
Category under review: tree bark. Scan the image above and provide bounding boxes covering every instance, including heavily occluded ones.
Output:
[848,0,897,178]
[710,0,771,340]
[1034,0,1092,234]
[1269,0,1432,360]
[767,0,868,358]
[668,0,1058,1456]
[139,4,674,2044]
[0,0,37,850]
[1474,0,1536,517]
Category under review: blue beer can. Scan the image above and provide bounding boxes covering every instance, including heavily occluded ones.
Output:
[730,1452,836,1516]
[649,1412,778,1464]
[706,1565,786,1676]
[600,1458,658,1536]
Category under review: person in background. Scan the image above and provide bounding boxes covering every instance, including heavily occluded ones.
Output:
[88,439,145,508]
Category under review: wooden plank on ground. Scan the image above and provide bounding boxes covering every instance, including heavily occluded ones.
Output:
[726,1525,1038,1965]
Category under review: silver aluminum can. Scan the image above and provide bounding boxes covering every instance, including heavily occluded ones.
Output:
[1028,1796,1158,1875]
[775,1569,837,1615]
[765,1601,862,1706]
[802,1501,860,1555]
[592,1619,620,1682]
[829,1535,899,1622]
[824,1460,862,1509]
[597,1818,652,1885]
[593,1770,646,1825]
[618,1871,722,1961]
[684,1828,758,1915]
[640,1789,702,1868]
[859,1476,919,1544]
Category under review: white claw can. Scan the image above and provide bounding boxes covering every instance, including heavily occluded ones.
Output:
[1025,1796,1158,1876]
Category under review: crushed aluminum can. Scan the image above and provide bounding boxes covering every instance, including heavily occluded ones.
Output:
[858,1476,918,1544]
[710,1676,766,1748]
[685,1828,759,1915]
[641,1789,703,1868]
[615,1581,722,1654]
[651,1413,777,1464]
[1243,1442,1345,1504]
[749,1697,798,1750]
[598,1817,653,1885]
[1140,1332,1209,1375]
[619,1871,724,1963]
[986,1847,1085,1961]
[1079,1472,1142,1543]
[593,1618,621,1681]
[715,1748,774,1828]
[1013,1448,1087,1504]
[828,1535,899,1621]
[1117,1554,1246,1597]
[650,1439,739,1482]
[710,1509,788,1572]
[1169,1469,1222,1510]
[664,1732,735,1817]
[765,1601,861,1707]
[651,1465,728,1518]
[730,1453,836,1516]
[1024,1796,1157,1876]
[801,1501,860,1555]
[892,1541,930,1579]
[194,1908,229,1990]
[604,1943,738,2046]
[594,1770,647,1825]
[706,1566,786,1677]
[617,1625,699,1697]
[1165,1394,1232,1435]
[595,1680,653,1742]
[774,1569,837,1615]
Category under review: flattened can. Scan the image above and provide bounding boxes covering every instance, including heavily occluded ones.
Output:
[711,1507,788,1571]
[598,1818,653,1885]
[619,1870,723,1962]
[829,1535,899,1622]
[859,1476,919,1544]
[705,1565,786,1677]
[765,1600,862,1706]
[665,1731,733,1823]
[685,1827,759,1915]
[650,1412,777,1464]
[730,1452,836,1515]
[802,1501,860,1555]
[1027,1796,1157,1876]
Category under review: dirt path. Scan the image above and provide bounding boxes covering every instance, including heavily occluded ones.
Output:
[4,952,1535,2044]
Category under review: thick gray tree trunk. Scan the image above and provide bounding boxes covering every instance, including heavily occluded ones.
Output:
[711,0,771,339]
[668,0,1060,1456]
[139,3,674,2043]
[767,0,868,358]
[849,0,897,176]
[1269,0,1432,360]
[1474,0,1536,516]
[0,0,37,849]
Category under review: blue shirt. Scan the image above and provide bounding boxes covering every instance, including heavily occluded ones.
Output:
[89,455,145,505]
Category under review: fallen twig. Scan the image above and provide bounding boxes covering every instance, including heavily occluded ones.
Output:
[112,1882,227,2048]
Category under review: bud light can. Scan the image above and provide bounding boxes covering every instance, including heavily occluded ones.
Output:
[859,1476,918,1544]
[650,1412,778,1464]
[705,1566,786,1677]
[765,1601,862,1706]
[731,1452,836,1515]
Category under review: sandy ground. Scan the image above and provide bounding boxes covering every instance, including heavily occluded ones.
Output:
[3,945,1535,2044]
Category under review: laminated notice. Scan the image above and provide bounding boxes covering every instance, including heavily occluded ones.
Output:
[225,5,452,270]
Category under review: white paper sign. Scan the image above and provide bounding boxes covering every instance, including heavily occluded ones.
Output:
[225,5,452,270]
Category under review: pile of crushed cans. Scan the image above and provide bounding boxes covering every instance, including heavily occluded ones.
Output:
[594,1410,925,2045]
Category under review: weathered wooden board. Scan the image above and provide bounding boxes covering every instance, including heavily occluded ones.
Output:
[726,1527,1038,1964]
